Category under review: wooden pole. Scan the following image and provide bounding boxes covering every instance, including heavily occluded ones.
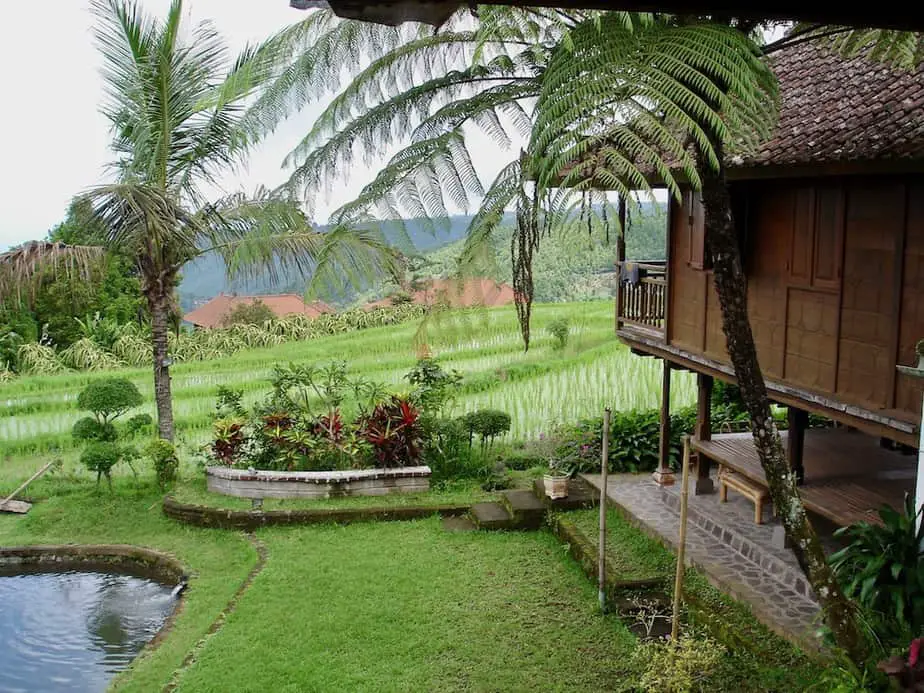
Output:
[598,408,611,613]
[671,435,691,642]
[0,460,55,508]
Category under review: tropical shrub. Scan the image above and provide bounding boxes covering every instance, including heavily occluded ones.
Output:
[405,357,461,416]
[221,299,275,327]
[80,441,129,489]
[460,409,512,453]
[358,396,423,468]
[146,439,179,489]
[830,495,924,646]
[212,419,247,466]
[76,377,143,424]
[125,413,153,438]
[72,417,118,443]
[423,417,479,483]
[547,317,569,351]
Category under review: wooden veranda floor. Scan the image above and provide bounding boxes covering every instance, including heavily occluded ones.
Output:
[692,428,917,527]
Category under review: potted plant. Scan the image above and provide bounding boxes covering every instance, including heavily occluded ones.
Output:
[543,458,571,499]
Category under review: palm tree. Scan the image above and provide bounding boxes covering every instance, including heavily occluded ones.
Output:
[0,0,398,441]
[263,7,901,660]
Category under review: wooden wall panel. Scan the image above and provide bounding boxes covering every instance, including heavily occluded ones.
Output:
[668,197,707,353]
[785,288,839,392]
[747,186,791,379]
[813,186,845,288]
[896,180,924,416]
[790,187,815,285]
[704,283,728,360]
[836,182,904,409]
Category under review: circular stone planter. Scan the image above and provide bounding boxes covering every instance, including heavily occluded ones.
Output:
[206,465,432,500]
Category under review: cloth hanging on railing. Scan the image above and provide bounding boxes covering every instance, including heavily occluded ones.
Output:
[619,262,641,286]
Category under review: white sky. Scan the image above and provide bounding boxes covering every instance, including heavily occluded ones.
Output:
[0,1,515,250]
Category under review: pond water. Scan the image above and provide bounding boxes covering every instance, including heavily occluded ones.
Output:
[0,570,178,693]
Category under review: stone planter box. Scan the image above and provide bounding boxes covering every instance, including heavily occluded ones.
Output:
[206,465,432,500]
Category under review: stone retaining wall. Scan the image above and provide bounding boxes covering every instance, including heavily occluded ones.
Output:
[163,495,469,530]
[206,466,431,499]
[0,544,188,585]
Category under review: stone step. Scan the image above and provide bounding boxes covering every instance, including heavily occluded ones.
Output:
[532,478,600,511]
[501,489,546,530]
[470,502,515,530]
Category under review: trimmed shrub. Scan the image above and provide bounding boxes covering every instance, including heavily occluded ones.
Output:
[77,377,142,423]
[460,409,512,452]
[80,442,124,489]
[72,416,118,443]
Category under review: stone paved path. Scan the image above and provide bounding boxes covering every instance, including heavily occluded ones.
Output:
[582,473,823,650]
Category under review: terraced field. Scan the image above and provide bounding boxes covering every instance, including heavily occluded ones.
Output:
[0,301,695,478]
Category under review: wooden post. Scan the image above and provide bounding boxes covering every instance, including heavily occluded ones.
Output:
[786,406,808,485]
[653,360,675,486]
[615,197,627,332]
[671,435,691,642]
[598,408,611,613]
[694,373,714,494]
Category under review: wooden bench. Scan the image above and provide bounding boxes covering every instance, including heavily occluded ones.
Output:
[718,465,771,524]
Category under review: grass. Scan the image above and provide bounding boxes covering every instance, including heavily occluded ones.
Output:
[174,519,644,693]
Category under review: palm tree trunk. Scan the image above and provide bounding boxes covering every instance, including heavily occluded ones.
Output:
[149,289,175,441]
[699,163,866,662]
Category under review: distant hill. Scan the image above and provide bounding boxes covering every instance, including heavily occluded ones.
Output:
[178,204,665,311]
[178,215,482,311]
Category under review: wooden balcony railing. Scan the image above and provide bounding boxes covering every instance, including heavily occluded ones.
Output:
[616,261,666,334]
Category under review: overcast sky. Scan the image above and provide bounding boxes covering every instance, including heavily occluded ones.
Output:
[0,1,516,250]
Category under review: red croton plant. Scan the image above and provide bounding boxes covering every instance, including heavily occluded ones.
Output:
[880,638,924,692]
[358,396,423,468]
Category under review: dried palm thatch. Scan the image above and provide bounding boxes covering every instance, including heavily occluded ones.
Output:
[0,241,103,306]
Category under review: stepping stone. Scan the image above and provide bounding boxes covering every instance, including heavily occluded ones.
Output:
[501,490,546,530]
[470,502,514,530]
[442,515,477,533]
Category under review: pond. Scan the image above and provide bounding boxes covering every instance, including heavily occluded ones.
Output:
[0,569,179,693]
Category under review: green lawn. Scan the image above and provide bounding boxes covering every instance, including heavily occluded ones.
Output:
[175,518,643,693]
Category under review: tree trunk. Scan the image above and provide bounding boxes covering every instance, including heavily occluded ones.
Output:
[149,289,175,441]
[699,163,866,662]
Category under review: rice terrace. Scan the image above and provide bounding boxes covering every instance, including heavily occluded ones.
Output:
[3,1,924,692]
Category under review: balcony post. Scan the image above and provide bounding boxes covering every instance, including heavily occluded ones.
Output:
[694,373,715,495]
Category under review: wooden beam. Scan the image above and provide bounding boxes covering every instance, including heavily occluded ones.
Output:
[787,406,808,485]
[616,328,919,447]
[653,360,676,486]
[694,373,715,494]
[314,1,924,32]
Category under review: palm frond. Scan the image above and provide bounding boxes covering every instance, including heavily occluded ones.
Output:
[0,242,103,306]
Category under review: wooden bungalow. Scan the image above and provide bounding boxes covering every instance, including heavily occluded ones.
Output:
[617,42,924,527]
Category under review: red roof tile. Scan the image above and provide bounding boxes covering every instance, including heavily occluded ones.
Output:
[184,294,333,328]
[732,42,924,169]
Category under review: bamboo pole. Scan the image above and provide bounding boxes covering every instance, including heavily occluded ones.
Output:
[598,408,611,613]
[671,435,692,642]
[0,460,56,509]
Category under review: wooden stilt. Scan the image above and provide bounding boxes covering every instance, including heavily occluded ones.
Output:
[694,373,714,494]
[787,406,808,485]
[653,359,675,486]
